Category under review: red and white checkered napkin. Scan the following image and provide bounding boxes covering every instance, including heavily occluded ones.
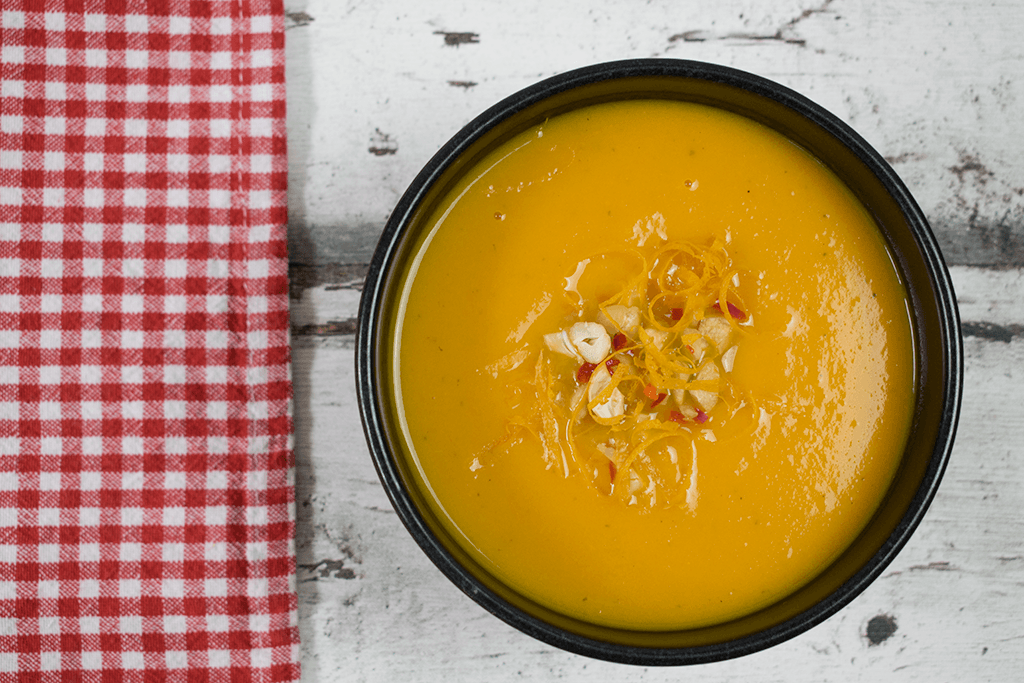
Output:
[0,1,298,680]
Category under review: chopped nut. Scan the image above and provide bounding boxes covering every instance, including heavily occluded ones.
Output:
[670,399,698,420]
[669,368,693,414]
[690,362,720,412]
[588,364,625,421]
[721,345,738,373]
[698,315,733,352]
[543,329,582,361]
[598,305,641,336]
[642,326,670,350]
[568,322,612,363]
[544,322,613,363]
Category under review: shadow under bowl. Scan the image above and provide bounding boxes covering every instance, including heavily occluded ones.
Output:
[355,59,962,665]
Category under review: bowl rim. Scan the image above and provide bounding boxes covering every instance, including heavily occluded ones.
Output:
[355,58,963,665]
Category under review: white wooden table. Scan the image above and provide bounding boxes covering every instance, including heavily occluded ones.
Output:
[283,1,1024,680]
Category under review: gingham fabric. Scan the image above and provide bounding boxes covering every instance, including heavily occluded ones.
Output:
[0,1,299,681]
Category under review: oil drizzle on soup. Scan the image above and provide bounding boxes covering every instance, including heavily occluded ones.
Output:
[393,100,916,630]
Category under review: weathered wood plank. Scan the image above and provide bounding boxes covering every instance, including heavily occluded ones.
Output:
[284,0,1024,267]
[288,269,1024,680]
[284,0,1024,678]
[287,266,1024,344]
[291,332,1023,682]
[287,265,1023,683]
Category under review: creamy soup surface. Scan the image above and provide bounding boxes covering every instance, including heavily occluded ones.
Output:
[392,100,916,630]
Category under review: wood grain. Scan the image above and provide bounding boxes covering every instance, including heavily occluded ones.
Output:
[283,0,1024,679]
[284,0,1024,268]
[290,333,1023,681]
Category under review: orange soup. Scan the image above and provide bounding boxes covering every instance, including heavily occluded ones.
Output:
[392,100,916,630]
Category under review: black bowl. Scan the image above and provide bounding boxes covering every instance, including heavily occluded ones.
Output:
[355,59,962,665]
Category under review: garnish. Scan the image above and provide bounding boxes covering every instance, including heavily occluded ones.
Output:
[668,410,688,424]
[576,362,597,383]
[509,232,755,510]
[713,300,747,321]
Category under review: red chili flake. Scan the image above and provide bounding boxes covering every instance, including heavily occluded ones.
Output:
[671,307,684,320]
[714,300,747,321]
[609,461,617,482]
[668,410,688,424]
[643,384,658,400]
[605,357,620,375]
[576,362,597,383]
[612,332,628,350]
[651,392,667,408]
[695,408,709,424]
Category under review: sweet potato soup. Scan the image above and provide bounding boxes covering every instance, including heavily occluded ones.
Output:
[391,100,916,631]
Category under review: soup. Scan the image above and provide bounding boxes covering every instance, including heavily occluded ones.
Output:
[391,100,916,631]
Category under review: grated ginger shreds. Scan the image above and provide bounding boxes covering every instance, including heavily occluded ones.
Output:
[493,232,756,511]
